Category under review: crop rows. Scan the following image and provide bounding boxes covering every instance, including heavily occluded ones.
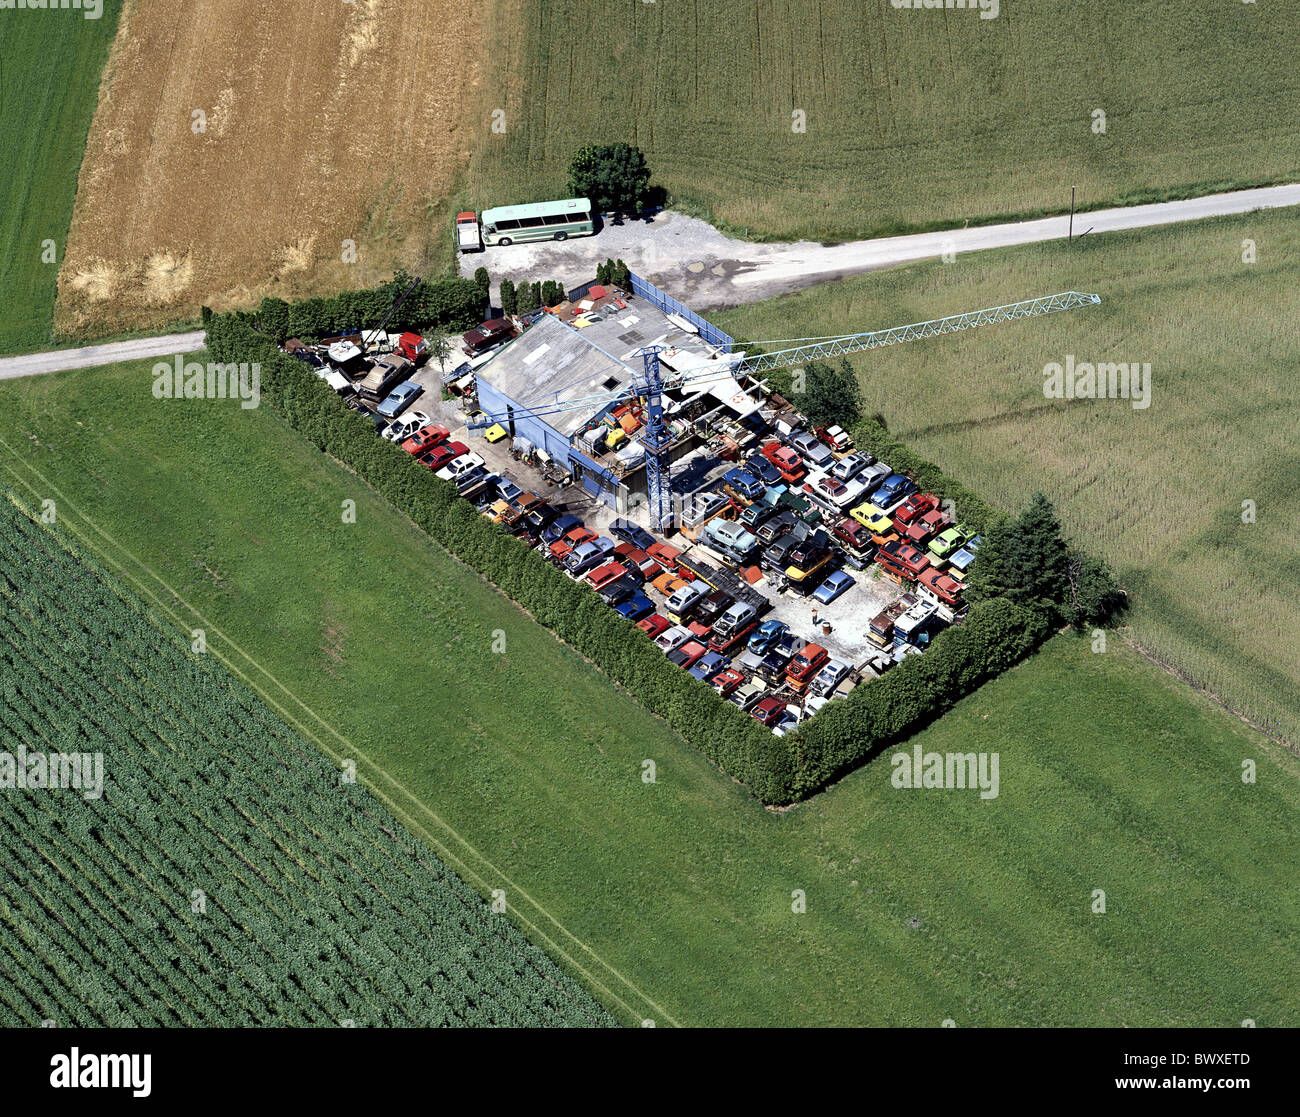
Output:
[0,495,612,1027]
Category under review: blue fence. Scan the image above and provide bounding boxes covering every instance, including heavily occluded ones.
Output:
[627,272,735,353]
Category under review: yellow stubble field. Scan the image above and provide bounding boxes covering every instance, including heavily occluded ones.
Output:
[57,0,482,338]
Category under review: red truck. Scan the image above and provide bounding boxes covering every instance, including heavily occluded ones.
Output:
[875,540,932,583]
[786,643,829,692]
[891,492,940,530]
[761,441,806,484]
[918,567,965,609]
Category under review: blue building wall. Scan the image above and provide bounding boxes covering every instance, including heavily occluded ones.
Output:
[476,376,575,470]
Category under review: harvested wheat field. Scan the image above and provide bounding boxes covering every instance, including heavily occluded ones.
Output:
[57,0,481,339]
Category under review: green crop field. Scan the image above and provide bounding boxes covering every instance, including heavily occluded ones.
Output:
[0,493,611,1027]
[0,2,123,354]
[0,356,1296,1026]
[715,206,1300,753]
[464,0,1300,242]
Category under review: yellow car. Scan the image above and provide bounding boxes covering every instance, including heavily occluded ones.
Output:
[484,423,509,443]
[850,501,892,533]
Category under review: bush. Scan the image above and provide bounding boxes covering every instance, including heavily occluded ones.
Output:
[245,272,485,344]
[567,143,651,213]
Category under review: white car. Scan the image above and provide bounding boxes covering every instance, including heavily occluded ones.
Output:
[435,452,486,482]
[830,451,875,485]
[810,658,852,698]
[653,624,693,654]
[380,410,431,443]
[772,705,805,737]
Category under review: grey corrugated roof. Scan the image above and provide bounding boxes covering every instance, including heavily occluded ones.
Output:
[476,303,705,437]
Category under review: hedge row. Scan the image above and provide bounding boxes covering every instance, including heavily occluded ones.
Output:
[789,597,1052,796]
[222,272,486,347]
[206,314,1050,803]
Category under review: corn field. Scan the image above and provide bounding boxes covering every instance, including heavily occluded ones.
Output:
[0,494,612,1027]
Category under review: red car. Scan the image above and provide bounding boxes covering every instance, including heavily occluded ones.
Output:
[833,517,873,555]
[419,441,465,472]
[402,424,450,455]
[646,541,683,573]
[667,640,707,670]
[710,668,745,696]
[614,544,662,582]
[637,614,670,639]
[903,508,950,546]
[708,620,756,655]
[462,318,517,357]
[875,540,931,582]
[918,567,964,608]
[751,696,786,726]
[892,492,940,529]
[761,441,806,483]
[586,560,632,592]
[549,526,596,562]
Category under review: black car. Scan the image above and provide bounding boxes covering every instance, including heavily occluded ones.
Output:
[758,646,796,684]
[521,503,559,535]
[755,508,797,546]
[597,576,641,606]
[789,529,832,570]
[744,454,782,486]
[610,518,656,550]
[292,348,326,369]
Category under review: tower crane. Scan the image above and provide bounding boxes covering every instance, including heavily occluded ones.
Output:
[468,290,1100,531]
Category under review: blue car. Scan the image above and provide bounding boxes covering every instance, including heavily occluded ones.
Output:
[543,512,583,544]
[688,651,729,683]
[747,619,788,655]
[744,454,782,486]
[812,570,855,604]
[376,380,423,418]
[722,467,765,502]
[948,535,982,575]
[613,592,655,621]
[873,473,915,507]
[610,518,655,550]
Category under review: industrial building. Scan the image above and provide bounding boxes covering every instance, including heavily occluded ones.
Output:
[473,280,767,514]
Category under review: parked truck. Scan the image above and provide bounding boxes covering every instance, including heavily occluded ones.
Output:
[357,354,413,401]
[456,212,482,253]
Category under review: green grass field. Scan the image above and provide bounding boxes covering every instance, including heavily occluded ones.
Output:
[0,356,1296,1025]
[0,2,123,354]
[465,0,1299,242]
[0,494,611,1027]
[715,207,1300,752]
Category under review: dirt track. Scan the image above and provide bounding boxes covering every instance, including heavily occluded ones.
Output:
[58,0,481,338]
[463,184,1300,311]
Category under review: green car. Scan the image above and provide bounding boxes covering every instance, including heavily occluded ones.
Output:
[927,526,966,567]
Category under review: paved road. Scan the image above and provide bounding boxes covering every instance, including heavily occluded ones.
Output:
[3,183,1297,382]
[0,330,207,381]
[465,182,1300,310]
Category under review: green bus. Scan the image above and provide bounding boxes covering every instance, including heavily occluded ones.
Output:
[480,197,594,247]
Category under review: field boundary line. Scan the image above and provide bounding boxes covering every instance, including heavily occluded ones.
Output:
[0,441,682,1027]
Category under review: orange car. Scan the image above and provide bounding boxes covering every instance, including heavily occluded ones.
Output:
[652,571,689,596]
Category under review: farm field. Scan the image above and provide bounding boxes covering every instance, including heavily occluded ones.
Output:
[465,0,1300,242]
[0,494,611,1027]
[55,0,480,342]
[0,2,124,355]
[715,207,1300,752]
[0,357,1296,1026]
